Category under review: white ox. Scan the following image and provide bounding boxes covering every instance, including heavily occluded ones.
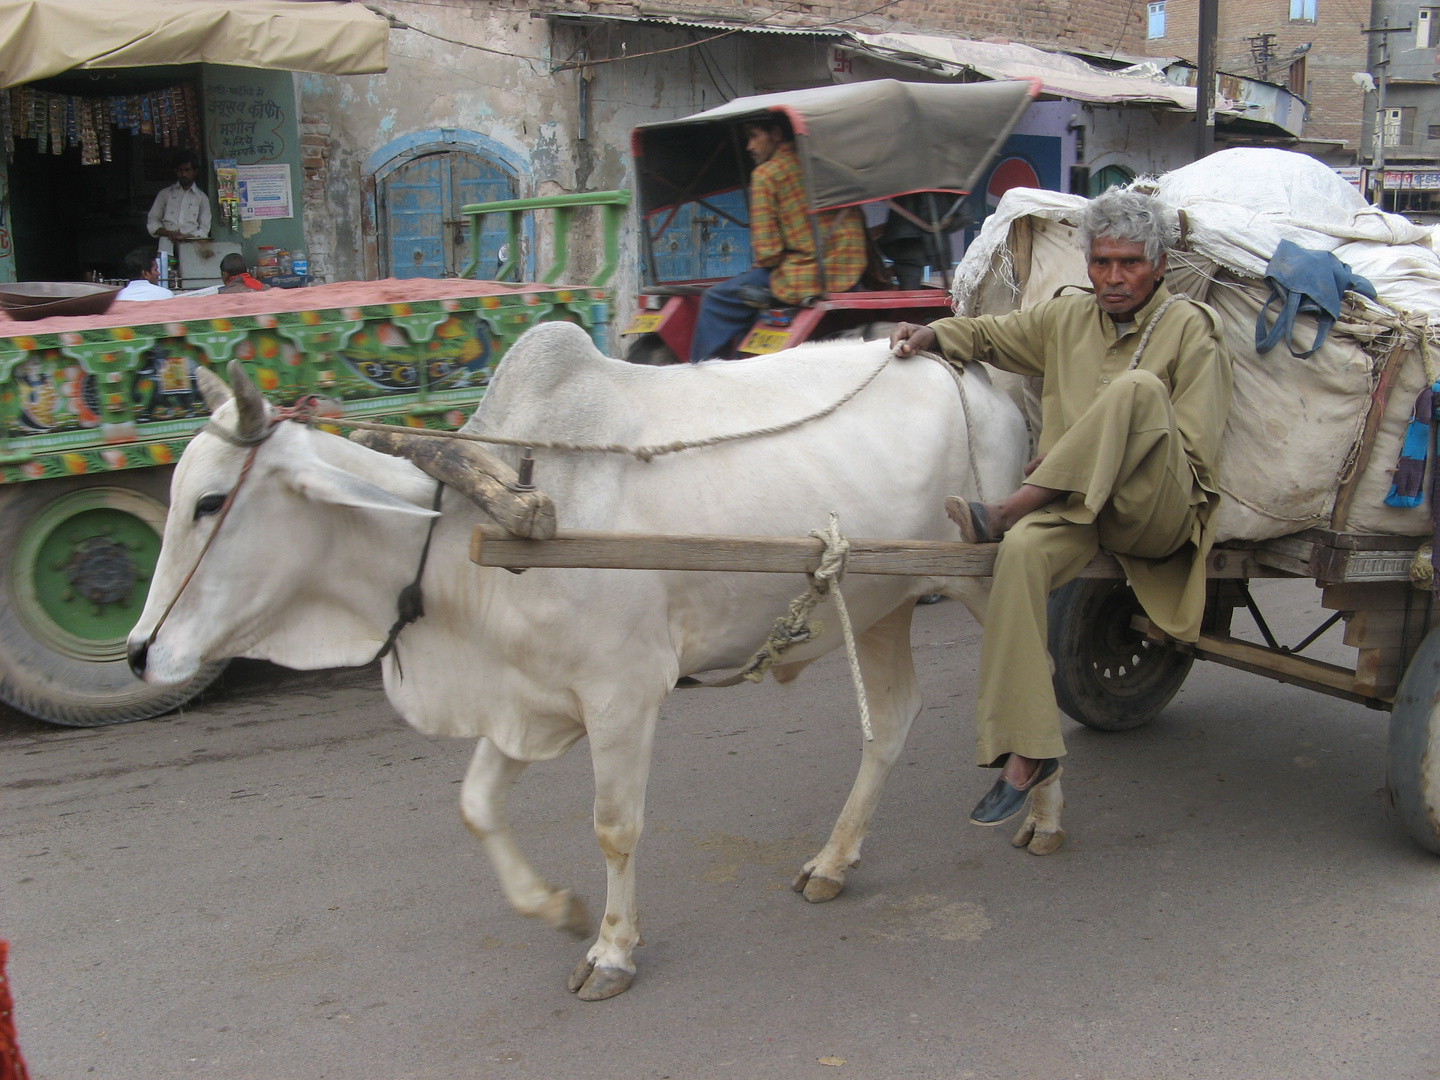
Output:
[128,321,1033,1000]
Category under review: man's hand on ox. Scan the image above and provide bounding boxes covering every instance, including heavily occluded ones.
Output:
[889,321,936,357]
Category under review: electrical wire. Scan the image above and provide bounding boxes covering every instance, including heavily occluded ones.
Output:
[364,0,905,71]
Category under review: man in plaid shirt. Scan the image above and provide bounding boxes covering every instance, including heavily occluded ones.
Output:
[689,118,866,361]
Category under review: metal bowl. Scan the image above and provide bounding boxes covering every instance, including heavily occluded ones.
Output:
[0,282,122,320]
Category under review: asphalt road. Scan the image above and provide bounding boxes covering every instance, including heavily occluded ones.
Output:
[3,581,1439,1080]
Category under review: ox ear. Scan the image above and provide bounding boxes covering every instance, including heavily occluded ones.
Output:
[288,458,441,518]
[194,365,233,412]
[227,359,269,444]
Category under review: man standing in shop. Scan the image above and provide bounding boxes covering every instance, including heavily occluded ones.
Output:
[147,150,211,256]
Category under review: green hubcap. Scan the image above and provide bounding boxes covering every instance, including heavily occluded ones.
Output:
[13,488,167,661]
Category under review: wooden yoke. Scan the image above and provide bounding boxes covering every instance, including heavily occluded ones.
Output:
[350,430,557,540]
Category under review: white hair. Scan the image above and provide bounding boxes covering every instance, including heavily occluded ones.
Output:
[1078,188,1178,264]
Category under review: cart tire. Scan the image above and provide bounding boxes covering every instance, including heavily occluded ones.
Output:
[1387,626,1440,855]
[624,333,682,366]
[1047,577,1193,731]
[0,471,226,727]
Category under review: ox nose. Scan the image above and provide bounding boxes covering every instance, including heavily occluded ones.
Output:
[127,637,149,680]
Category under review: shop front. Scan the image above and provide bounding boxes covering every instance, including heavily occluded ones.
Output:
[0,0,388,287]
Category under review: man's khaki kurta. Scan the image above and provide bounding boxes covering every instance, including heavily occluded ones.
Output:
[930,283,1232,764]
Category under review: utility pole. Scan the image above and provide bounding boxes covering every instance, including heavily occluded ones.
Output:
[1195,0,1219,159]
[1247,33,1277,80]
[1363,17,1413,207]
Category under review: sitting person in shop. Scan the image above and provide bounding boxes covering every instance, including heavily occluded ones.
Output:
[115,248,174,301]
[218,253,270,293]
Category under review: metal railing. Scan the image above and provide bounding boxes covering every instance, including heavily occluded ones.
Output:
[460,190,632,286]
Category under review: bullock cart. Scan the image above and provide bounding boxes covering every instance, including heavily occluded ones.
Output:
[471,523,1440,856]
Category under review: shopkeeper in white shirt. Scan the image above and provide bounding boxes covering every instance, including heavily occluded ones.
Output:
[146,150,210,255]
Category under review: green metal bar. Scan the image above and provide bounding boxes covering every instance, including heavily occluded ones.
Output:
[593,202,627,287]
[542,207,575,284]
[462,205,483,279]
[461,190,632,286]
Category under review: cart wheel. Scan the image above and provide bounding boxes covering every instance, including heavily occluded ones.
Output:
[624,333,682,366]
[1387,625,1440,855]
[1047,577,1193,731]
[0,472,226,727]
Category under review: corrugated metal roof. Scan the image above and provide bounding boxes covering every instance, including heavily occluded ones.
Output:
[544,11,845,37]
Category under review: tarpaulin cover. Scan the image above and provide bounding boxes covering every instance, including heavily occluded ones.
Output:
[846,32,1197,109]
[631,78,1038,215]
[0,0,389,88]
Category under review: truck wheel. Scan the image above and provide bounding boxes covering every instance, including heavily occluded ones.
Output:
[1387,626,1440,855]
[624,333,682,366]
[1047,577,1193,731]
[0,471,226,727]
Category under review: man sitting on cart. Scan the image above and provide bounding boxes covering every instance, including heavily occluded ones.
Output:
[890,188,1233,831]
[689,117,866,362]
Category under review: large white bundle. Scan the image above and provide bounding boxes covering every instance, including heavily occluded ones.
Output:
[951,149,1440,541]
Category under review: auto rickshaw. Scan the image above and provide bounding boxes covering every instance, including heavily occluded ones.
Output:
[623,77,1040,363]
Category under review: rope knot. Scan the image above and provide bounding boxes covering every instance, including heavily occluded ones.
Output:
[808,513,851,593]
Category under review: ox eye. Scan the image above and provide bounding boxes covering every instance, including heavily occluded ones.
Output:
[194,493,228,520]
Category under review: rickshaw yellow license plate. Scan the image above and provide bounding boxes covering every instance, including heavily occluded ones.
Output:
[623,313,664,335]
[741,327,792,354]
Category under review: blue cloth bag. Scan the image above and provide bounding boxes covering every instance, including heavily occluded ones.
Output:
[1255,239,1378,359]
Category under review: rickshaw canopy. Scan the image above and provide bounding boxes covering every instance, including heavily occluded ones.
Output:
[631,77,1040,216]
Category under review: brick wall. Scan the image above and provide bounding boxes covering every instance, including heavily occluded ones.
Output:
[1145,0,1367,146]
[534,0,1147,55]
[299,113,335,280]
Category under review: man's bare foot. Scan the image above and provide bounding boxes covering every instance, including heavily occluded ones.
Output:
[1001,753,1040,787]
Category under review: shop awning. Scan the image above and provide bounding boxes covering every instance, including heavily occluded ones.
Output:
[0,0,389,89]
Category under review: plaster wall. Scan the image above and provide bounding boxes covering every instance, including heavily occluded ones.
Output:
[298,1,833,315]
[1368,0,1440,165]
[1081,103,1198,179]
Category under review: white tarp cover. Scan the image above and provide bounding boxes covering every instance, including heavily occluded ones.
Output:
[848,31,1197,109]
[953,148,1440,541]
[0,0,389,88]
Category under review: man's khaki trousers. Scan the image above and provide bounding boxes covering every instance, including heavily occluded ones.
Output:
[974,369,1199,766]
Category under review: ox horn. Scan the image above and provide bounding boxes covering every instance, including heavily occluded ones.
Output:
[227,359,269,443]
[194,364,233,412]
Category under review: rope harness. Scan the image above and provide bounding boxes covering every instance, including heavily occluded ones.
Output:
[338,349,895,462]
[144,397,441,674]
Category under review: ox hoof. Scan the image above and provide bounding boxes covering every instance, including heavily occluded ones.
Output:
[568,958,634,1001]
[1011,819,1066,856]
[543,890,593,939]
[791,867,845,903]
[1026,829,1066,856]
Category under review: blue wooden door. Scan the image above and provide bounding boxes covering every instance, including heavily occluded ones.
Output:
[450,153,514,278]
[382,151,515,279]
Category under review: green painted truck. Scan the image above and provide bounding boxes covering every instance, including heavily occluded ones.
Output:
[0,190,630,725]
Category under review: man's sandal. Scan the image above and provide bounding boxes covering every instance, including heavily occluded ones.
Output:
[945,497,1000,544]
[969,758,1061,826]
